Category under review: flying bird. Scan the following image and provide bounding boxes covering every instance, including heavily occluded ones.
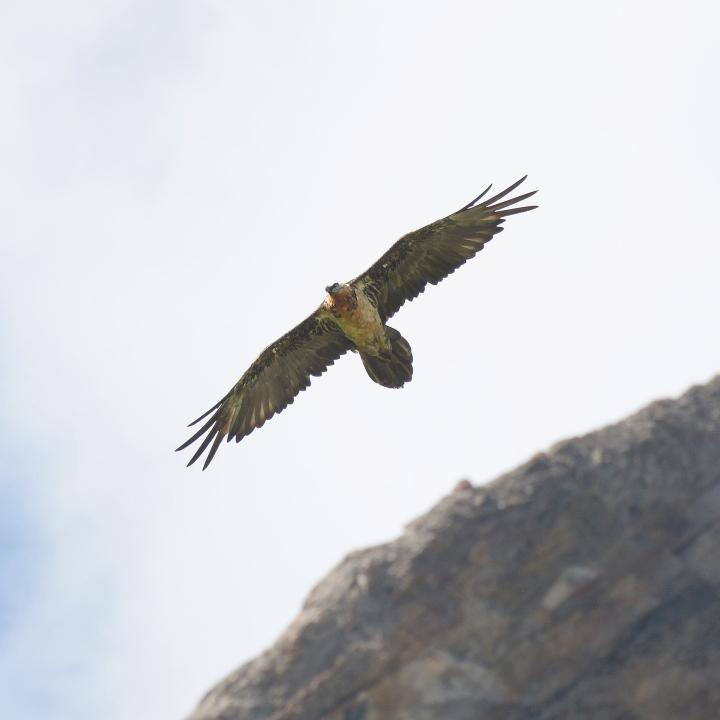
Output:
[177,177,537,468]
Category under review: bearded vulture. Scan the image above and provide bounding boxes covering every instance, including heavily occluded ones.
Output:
[177,177,537,468]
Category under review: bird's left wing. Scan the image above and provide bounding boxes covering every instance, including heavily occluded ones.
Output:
[176,307,352,469]
[353,176,537,322]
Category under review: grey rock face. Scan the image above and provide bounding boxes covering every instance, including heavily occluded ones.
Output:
[188,376,720,720]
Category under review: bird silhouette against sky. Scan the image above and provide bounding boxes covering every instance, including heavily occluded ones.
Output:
[177,177,537,468]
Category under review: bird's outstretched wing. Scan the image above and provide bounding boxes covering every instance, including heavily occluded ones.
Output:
[176,308,352,469]
[353,176,537,322]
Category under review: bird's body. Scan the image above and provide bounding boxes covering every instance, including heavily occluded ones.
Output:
[177,177,537,468]
[323,283,390,357]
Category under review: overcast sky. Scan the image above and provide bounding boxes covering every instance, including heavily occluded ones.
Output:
[2,1,719,718]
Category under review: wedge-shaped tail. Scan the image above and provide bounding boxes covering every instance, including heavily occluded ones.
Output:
[360,326,413,388]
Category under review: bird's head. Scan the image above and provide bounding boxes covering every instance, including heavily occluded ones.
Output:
[324,282,356,311]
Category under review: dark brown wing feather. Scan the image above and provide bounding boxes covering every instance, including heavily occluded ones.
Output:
[176,308,352,469]
[353,176,537,321]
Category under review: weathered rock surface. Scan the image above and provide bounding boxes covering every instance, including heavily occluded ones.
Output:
[189,377,720,720]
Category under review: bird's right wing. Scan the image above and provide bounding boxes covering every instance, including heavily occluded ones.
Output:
[176,307,352,469]
[353,177,537,322]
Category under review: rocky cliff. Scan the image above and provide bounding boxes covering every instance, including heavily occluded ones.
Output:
[188,376,720,720]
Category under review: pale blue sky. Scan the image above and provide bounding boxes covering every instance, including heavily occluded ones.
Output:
[2,1,719,718]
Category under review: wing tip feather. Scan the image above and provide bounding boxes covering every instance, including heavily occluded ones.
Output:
[481,176,531,208]
[176,415,218,453]
[498,204,538,217]
[456,176,537,217]
[456,183,493,213]
[187,395,226,427]
[201,432,225,470]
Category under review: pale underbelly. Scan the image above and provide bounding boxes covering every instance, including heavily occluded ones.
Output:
[337,311,389,356]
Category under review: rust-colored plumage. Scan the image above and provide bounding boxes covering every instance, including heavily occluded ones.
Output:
[177,177,537,468]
